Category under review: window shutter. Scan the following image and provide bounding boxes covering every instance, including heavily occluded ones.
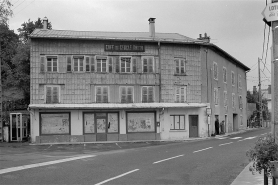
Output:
[181,60,185,74]
[148,87,153,102]
[132,58,137,73]
[96,87,102,103]
[121,87,126,103]
[142,87,147,102]
[91,57,95,72]
[85,56,90,72]
[46,87,52,103]
[115,57,120,73]
[52,87,59,103]
[127,87,133,103]
[148,58,153,73]
[109,57,113,73]
[143,58,148,72]
[67,56,72,72]
[40,56,45,72]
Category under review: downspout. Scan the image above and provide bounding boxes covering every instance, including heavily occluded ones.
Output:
[205,48,210,137]
[158,41,161,103]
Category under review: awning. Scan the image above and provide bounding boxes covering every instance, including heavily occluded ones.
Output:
[28,103,208,110]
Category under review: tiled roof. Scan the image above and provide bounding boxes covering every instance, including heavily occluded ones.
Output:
[30,29,203,43]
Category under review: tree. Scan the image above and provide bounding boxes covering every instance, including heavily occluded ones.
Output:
[0,0,13,25]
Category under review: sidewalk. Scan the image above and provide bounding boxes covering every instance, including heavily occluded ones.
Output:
[230,162,273,185]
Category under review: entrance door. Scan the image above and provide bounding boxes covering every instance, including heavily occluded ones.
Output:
[96,113,107,141]
[233,114,238,132]
[189,115,198,137]
[10,114,22,141]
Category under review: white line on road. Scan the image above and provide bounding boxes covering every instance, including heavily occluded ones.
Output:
[0,155,95,175]
[95,169,139,185]
[230,137,242,140]
[238,136,257,142]
[219,142,233,146]
[153,155,184,164]
[261,133,268,135]
[193,147,213,153]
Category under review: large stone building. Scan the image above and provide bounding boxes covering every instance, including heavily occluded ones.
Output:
[28,18,250,143]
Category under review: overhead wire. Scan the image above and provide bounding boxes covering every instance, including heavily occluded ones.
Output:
[14,0,35,15]
[12,0,26,10]
[263,26,271,72]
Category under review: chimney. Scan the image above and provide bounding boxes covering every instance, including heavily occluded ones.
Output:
[253,86,257,93]
[197,32,210,43]
[268,85,271,94]
[43,17,48,29]
[148,18,156,37]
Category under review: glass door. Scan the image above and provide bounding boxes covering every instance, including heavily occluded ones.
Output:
[96,113,107,141]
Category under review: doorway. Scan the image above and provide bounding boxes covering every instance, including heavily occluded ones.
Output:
[225,115,228,133]
[233,114,238,132]
[189,115,198,137]
[96,113,107,141]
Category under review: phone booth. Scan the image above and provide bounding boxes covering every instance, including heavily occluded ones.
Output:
[10,113,29,142]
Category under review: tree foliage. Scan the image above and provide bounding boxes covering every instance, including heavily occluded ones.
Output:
[0,0,13,25]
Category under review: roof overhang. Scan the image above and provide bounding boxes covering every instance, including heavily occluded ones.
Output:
[28,103,208,110]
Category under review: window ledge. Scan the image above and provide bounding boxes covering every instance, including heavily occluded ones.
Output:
[170,130,187,132]
[174,74,187,76]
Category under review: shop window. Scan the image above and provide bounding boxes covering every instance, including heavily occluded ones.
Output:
[96,56,107,73]
[127,112,155,133]
[175,58,186,74]
[223,67,227,83]
[142,56,154,73]
[40,56,58,72]
[142,86,154,103]
[213,62,218,80]
[40,112,70,135]
[232,93,235,108]
[170,115,185,130]
[95,86,109,103]
[45,85,60,104]
[214,88,219,105]
[175,86,187,103]
[231,71,235,86]
[120,86,133,103]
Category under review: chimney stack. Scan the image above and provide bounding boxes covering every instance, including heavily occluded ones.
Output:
[43,17,48,29]
[198,33,210,43]
[148,18,156,37]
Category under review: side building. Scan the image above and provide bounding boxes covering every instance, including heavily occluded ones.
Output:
[29,18,250,143]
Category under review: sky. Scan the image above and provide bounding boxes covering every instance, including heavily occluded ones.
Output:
[7,0,271,91]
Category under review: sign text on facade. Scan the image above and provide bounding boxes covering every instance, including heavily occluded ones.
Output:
[105,44,145,52]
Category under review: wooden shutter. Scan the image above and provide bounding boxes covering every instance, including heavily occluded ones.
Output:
[52,87,59,103]
[91,56,95,72]
[96,87,102,103]
[132,58,137,73]
[46,87,52,103]
[85,56,90,72]
[109,57,113,73]
[127,87,133,103]
[143,58,148,73]
[142,87,147,102]
[40,56,45,72]
[155,57,159,73]
[121,87,126,103]
[148,87,153,102]
[115,57,120,73]
[148,57,153,73]
[67,56,72,72]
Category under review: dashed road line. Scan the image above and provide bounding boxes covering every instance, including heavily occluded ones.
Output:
[238,136,257,142]
[219,142,233,146]
[217,137,228,139]
[95,169,139,185]
[193,147,213,153]
[153,155,184,164]
[230,137,242,140]
[0,155,95,175]
[261,133,268,135]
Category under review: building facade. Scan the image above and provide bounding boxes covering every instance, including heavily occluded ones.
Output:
[29,18,249,143]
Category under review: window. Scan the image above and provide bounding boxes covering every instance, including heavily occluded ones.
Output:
[223,91,227,107]
[120,57,132,73]
[46,56,58,72]
[142,56,154,73]
[223,67,227,83]
[40,113,70,135]
[45,85,60,104]
[214,88,219,105]
[239,95,243,109]
[73,56,84,72]
[232,93,235,108]
[108,57,113,73]
[120,86,133,103]
[85,56,90,72]
[170,115,185,130]
[175,86,187,103]
[175,58,186,74]
[96,56,107,72]
[95,86,108,103]
[238,74,242,88]
[127,112,155,133]
[231,71,235,85]
[213,62,218,80]
[142,86,154,103]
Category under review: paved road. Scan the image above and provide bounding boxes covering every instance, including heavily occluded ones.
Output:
[0,128,270,185]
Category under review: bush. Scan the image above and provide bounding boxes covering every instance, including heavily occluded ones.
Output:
[246,134,278,176]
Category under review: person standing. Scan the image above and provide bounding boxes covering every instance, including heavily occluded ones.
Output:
[215,118,219,135]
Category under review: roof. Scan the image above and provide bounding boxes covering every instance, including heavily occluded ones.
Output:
[28,103,208,109]
[30,29,250,71]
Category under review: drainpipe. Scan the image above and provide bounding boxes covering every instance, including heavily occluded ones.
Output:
[205,48,210,137]
[158,41,161,102]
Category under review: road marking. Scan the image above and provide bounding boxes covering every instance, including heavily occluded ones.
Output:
[230,137,242,140]
[261,133,268,135]
[217,137,228,139]
[0,155,95,175]
[193,147,213,153]
[219,142,233,146]
[238,136,257,142]
[153,155,184,164]
[43,145,52,150]
[95,169,139,185]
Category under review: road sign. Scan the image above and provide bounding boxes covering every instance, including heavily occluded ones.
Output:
[262,2,278,22]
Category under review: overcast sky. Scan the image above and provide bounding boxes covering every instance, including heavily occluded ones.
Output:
[8,0,271,91]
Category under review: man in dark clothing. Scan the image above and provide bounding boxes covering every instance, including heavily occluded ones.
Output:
[215,119,219,135]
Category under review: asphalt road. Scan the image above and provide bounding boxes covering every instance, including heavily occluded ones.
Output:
[0,128,270,185]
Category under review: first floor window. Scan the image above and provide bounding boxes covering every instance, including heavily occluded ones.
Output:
[214,88,219,105]
[120,86,133,103]
[46,56,58,72]
[239,95,243,109]
[175,86,187,103]
[170,115,185,130]
[213,62,218,80]
[238,74,242,88]
[231,71,235,85]
[45,85,60,103]
[96,86,108,103]
[142,56,154,73]
[232,93,235,108]
[120,57,132,73]
[96,56,107,72]
[73,56,84,72]
[223,91,227,107]
[142,86,154,103]
[223,67,227,83]
[175,58,186,74]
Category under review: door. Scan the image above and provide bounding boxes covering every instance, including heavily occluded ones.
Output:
[189,115,198,137]
[96,113,107,141]
[225,115,228,133]
[233,114,238,132]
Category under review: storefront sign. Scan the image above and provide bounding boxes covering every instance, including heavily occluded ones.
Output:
[105,44,145,52]
[206,108,212,115]
[262,2,278,22]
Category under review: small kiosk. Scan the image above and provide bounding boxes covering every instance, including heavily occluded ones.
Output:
[10,113,30,142]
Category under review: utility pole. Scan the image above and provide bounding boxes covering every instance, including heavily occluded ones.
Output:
[258,58,263,128]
